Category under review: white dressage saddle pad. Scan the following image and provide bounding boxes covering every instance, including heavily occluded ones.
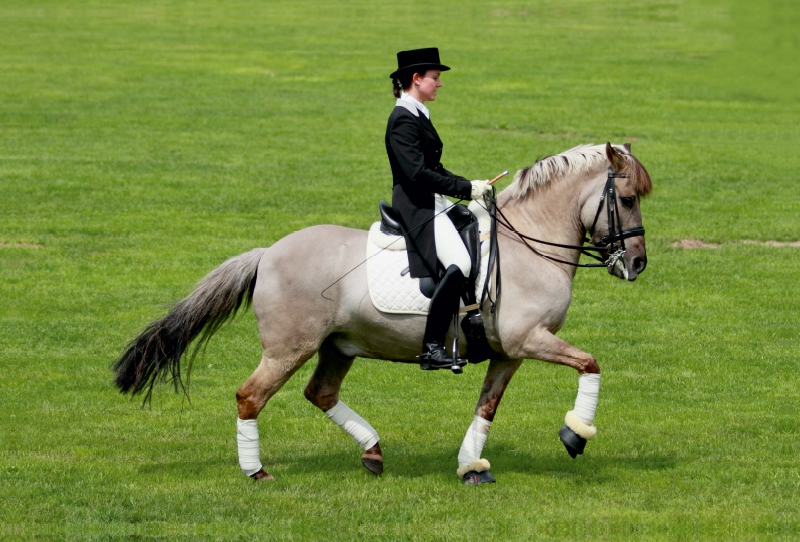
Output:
[366,222,491,315]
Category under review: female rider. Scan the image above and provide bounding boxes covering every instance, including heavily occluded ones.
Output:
[385,48,491,369]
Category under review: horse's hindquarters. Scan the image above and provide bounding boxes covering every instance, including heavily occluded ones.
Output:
[250,225,428,362]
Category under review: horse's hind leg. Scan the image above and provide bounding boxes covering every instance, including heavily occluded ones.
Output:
[235,350,313,481]
[303,339,383,476]
[457,358,522,485]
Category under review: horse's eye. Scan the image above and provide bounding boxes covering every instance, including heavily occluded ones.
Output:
[620,197,635,208]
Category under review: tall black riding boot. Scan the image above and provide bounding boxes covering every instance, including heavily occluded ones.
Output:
[419,264,466,371]
[459,272,490,362]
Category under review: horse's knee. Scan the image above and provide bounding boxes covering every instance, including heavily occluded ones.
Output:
[580,356,600,374]
[303,383,338,411]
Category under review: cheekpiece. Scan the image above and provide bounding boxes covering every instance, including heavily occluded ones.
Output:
[390,47,451,79]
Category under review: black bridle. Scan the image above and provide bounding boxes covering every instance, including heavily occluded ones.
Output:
[590,167,646,247]
[491,166,645,270]
[480,165,645,313]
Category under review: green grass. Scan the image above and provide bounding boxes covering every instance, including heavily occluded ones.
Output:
[2,0,799,540]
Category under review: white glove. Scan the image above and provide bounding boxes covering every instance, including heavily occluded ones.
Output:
[470,180,491,200]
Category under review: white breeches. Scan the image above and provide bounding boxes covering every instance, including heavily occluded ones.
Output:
[434,194,471,277]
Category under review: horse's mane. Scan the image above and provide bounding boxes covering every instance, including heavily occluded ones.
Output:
[506,144,653,200]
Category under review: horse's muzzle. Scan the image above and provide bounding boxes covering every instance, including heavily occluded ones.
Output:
[617,241,647,281]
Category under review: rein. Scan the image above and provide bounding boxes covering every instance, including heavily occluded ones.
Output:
[491,167,645,270]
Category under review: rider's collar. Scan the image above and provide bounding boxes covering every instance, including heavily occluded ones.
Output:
[396,92,430,119]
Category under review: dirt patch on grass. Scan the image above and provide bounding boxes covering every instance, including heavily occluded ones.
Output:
[0,242,44,249]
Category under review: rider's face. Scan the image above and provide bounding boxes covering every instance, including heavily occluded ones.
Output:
[413,70,442,102]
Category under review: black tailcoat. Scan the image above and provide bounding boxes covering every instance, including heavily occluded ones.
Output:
[385,105,472,278]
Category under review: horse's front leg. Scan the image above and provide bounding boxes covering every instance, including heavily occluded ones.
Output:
[457,358,522,484]
[517,327,601,459]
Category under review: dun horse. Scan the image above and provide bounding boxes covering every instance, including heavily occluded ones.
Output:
[113,143,652,484]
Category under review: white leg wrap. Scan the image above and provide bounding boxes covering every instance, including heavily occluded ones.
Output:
[236,418,263,476]
[565,373,601,440]
[573,373,601,423]
[456,416,492,478]
[325,400,379,451]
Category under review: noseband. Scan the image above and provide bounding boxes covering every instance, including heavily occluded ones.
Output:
[492,166,646,269]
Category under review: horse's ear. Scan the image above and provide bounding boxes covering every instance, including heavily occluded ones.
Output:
[623,142,632,153]
[606,142,626,171]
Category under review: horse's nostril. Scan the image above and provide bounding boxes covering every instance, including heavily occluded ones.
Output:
[633,256,647,273]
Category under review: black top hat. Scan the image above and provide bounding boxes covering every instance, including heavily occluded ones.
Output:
[390,48,451,79]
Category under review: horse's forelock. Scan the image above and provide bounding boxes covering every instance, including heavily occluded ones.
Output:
[624,154,653,197]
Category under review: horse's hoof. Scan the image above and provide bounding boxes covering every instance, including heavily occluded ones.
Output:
[559,425,586,459]
[361,457,384,476]
[361,448,383,476]
[250,468,275,481]
[361,443,383,476]
[463,470,496,485]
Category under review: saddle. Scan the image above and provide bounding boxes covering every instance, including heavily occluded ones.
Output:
[379,201,481,299]
[377,200,493,363]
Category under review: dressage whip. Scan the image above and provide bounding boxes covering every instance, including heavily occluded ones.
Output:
[488,170,508,185]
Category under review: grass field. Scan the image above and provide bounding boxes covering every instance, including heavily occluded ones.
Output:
[2,0,799,540]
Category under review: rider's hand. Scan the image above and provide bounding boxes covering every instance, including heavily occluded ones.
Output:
[470,180,491,200]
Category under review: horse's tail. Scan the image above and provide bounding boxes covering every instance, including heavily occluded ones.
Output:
[112,247,265,403]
